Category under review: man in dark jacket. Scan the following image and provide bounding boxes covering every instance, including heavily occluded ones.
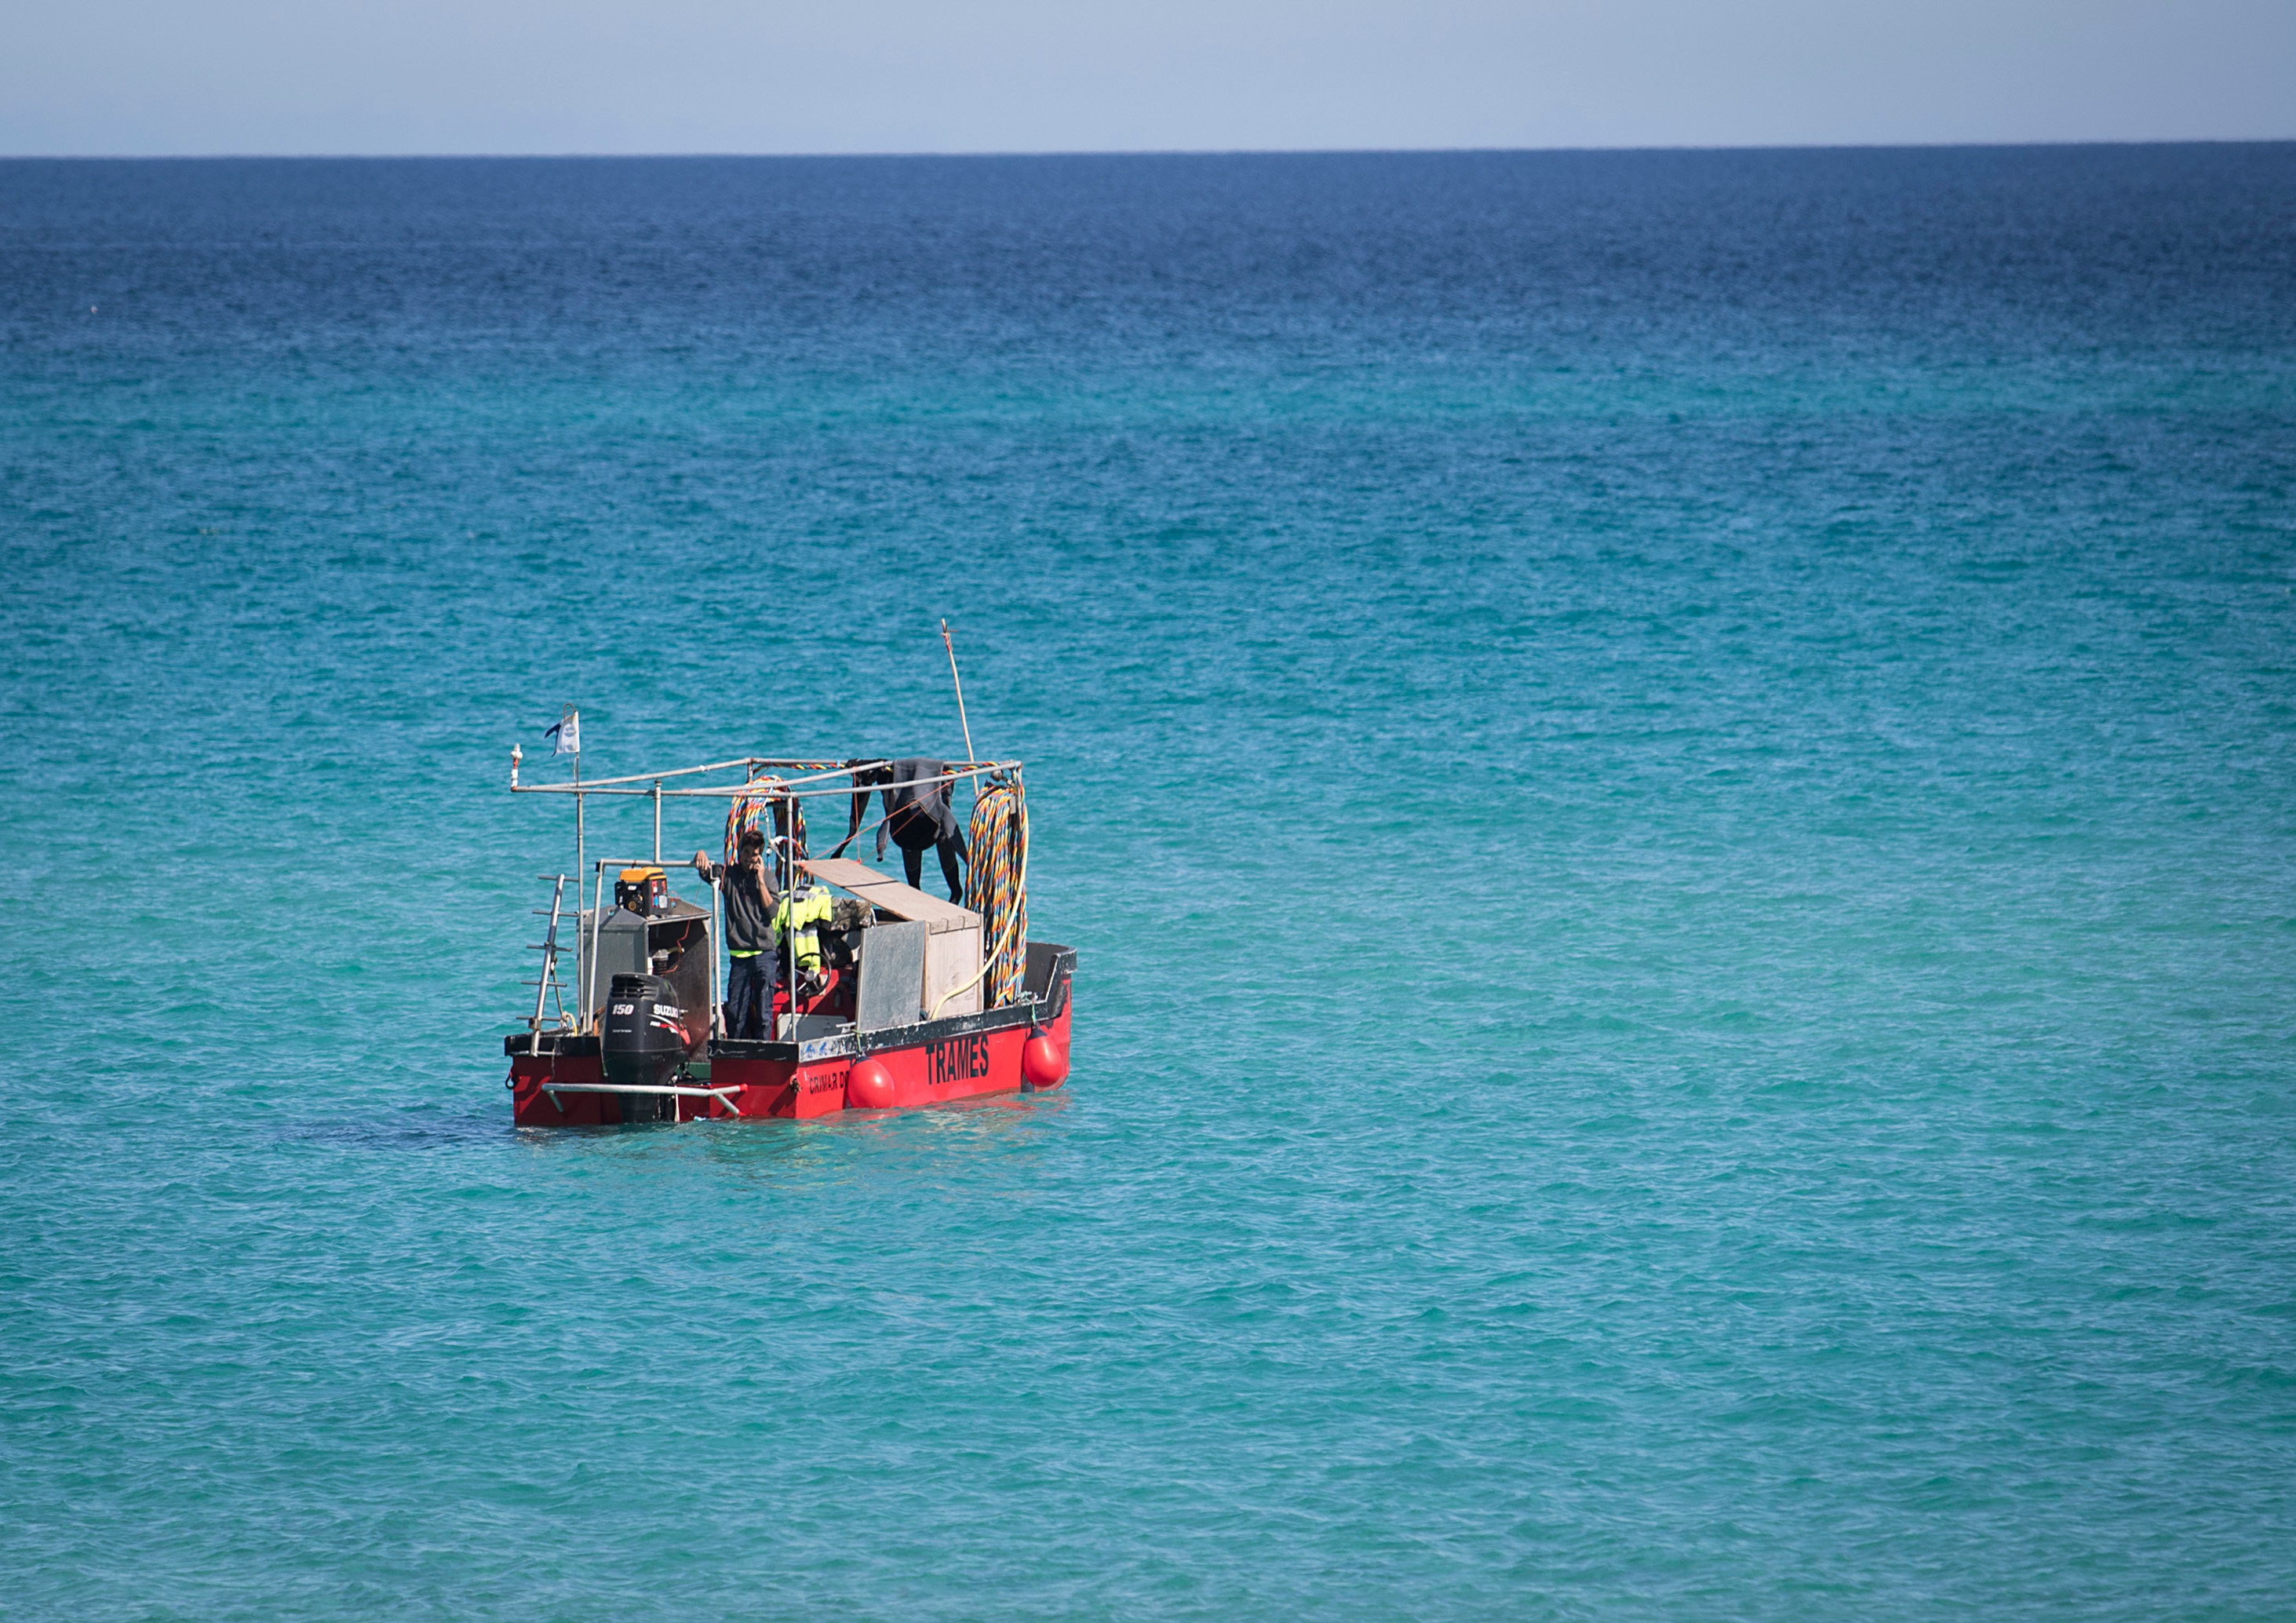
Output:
[693,828,777,1039]
[877,757,968,901]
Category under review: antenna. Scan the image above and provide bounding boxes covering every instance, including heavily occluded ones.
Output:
[942,619,977,763]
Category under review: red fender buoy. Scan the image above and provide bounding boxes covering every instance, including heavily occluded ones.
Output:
[847,1058,895,1111]
[1022,1032,1069,1090]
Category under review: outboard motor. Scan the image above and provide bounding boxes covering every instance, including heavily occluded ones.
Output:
[602,972,691,1092]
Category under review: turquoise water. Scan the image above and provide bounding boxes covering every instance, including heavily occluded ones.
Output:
[5,148,2295,1618]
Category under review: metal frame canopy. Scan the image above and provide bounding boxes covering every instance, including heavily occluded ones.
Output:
[508,724,1023,1038]
[510,753,1020,802]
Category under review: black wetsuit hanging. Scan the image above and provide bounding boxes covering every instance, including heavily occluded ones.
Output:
[836,758,893,857]
[876,756,968,900]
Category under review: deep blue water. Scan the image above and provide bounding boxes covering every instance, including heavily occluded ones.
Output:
[4,148,2295,1619]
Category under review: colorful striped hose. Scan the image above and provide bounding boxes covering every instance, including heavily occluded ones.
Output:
[724,787,807,870]
[723,796,766,864]
[964,772,1029,1007]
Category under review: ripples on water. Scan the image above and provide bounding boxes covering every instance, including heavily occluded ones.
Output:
[3,148,2294,1618]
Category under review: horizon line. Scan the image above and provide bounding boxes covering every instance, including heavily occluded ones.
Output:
[5,137,2293,163]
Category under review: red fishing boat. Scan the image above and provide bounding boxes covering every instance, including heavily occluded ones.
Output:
[500,714,1073,1125]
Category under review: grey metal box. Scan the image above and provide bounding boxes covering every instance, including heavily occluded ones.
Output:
[578,907,649,1023]
[856,920,929,1031]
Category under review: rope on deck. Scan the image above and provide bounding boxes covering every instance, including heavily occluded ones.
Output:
[963,771,1029,1008]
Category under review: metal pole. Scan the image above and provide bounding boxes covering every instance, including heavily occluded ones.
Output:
[783,793,795,1043]
[711,873,724,1038]
[942,619,976,764]
[572,723,584,1020]
[652,781,661,864]
[587,863,605,1032]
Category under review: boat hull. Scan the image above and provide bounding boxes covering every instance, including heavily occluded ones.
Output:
[505,944,1072,1126]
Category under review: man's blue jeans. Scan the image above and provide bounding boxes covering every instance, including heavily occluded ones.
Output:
[726,953,771,1040]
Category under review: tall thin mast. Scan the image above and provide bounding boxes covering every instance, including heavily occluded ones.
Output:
[942,619,976,764]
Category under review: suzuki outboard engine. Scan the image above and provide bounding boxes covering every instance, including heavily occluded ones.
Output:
[603,972,691,1094]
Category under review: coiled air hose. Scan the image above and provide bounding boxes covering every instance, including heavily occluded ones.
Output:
[934,771,1027,1016]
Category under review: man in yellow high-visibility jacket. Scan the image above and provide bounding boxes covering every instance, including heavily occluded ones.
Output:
[774,885,836,983]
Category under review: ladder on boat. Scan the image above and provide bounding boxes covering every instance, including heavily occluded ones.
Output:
[523,874,574,1055]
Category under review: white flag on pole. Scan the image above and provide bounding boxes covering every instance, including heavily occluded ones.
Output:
[545,709,579,756]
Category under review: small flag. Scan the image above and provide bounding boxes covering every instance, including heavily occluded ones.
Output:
[545,708,580,756]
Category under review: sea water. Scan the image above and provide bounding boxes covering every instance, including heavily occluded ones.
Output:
[2,148,2293,1619]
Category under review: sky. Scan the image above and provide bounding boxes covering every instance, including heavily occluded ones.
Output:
[3,0,2291,155]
